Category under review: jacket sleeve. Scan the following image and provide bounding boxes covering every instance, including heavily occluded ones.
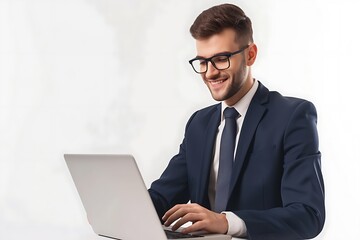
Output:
[148,111,199,220]
[235,101,325,240]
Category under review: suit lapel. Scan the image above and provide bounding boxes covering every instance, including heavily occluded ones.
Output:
[229,82,269,196]
[198,104,221,207]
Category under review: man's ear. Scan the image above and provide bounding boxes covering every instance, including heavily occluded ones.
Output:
[247,43,257,66]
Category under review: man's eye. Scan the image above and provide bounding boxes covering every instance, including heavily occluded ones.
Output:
[199,60,207,65]
[213,56,228,62]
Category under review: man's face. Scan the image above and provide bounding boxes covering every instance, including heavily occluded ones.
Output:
[195,28,253,106]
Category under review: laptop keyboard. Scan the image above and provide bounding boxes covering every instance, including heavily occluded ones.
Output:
[164,229,204,239]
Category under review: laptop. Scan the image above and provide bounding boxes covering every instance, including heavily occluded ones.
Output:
[64,154,231,240]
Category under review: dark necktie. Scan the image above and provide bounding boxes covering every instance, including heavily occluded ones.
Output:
[214,107,239,213]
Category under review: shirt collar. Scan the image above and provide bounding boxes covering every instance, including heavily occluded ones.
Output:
[221,79,259,120]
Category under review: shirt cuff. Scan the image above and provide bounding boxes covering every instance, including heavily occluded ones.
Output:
[222,211,247,237]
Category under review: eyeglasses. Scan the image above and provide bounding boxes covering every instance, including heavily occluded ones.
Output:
[189,45,250,74]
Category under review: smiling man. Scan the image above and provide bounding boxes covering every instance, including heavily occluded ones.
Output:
[149,4,325,240]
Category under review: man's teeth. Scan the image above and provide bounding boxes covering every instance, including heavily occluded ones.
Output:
[210,79,225,84]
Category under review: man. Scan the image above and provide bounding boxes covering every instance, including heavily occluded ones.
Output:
[149,3,325,240]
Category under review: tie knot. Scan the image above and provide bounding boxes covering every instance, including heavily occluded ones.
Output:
[223,107,239,119]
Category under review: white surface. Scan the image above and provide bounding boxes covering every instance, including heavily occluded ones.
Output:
[1,223,97,240]
[1,223,244,240]
[1,0,360,239]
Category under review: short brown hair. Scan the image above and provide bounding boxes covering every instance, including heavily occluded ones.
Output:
[190,3,253,44]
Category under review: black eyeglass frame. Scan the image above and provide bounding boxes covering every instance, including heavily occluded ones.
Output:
[189,44,250,74]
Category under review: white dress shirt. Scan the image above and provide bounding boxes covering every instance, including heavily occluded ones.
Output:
[208,80,258,237]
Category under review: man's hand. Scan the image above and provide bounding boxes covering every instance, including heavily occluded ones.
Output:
[162,203,228,234]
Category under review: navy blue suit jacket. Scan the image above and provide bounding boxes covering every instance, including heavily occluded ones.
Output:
[149,82,325,240]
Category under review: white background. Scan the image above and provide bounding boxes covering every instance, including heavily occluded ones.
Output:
[1,0,359,239]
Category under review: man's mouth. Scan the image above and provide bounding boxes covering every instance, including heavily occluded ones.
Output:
[208,78,227,85]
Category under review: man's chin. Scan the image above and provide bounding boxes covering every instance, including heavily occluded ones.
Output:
[210,92,226,102]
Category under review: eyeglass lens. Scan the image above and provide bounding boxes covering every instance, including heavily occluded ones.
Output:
[192,55,230,73]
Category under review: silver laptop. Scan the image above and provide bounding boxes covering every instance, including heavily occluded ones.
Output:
[64,154,231,240]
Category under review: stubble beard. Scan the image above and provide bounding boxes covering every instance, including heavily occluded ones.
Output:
[208,63,247,103]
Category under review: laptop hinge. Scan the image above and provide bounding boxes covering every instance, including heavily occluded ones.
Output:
[98,234,122,240]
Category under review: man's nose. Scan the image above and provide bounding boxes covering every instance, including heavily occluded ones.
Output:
[205,61,220,78]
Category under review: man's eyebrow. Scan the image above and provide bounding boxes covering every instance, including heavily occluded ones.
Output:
[195,51,232,59]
